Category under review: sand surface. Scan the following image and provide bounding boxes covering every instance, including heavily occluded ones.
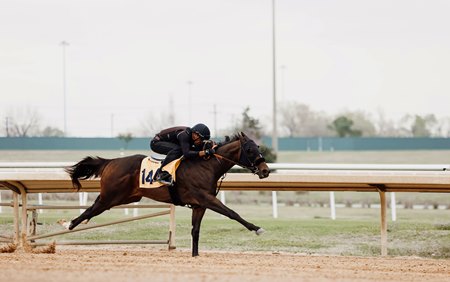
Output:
[1,246,449,282]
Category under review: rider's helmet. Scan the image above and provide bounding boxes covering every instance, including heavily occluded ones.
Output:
[191,123,211,140]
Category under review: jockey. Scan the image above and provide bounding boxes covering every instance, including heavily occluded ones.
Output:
[150,123,214,185]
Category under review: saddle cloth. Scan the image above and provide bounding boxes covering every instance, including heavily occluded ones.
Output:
[139,156,182,189]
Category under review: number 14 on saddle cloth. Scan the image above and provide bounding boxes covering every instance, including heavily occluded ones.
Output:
[139,157,182,188]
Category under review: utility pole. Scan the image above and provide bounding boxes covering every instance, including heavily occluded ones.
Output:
[271,0,278,153]
[213,104,218,138]
[5,117,9,137]
[271,0,279,219]
[168,93,175,125]
[110,114,114,137]
[60,40,69,135]
[280,65,286,101]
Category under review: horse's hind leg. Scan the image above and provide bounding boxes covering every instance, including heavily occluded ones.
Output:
[68,195,111,230]
[203,195,264,235]
[68,192,143,230]
[191,206,206,257]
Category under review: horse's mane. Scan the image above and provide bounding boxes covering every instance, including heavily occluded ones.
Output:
[219,133,242,146]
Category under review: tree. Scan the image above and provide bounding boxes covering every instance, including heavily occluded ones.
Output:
[118,133,133,150]
[395,114,438,137]
[234,107,276,162]
[6,107,41,137]
[38,126,64,137]
[328,116,362,137]
[374,109,403,137]
[279,101,333,137]
[434,117,450,137]
[342,111,376,136]
[239,106,262,139]
[139,112,175,137]
[411,114,437,137]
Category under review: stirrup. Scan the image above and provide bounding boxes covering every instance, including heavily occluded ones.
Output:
[157,171,173,186]
[158,179,173,186]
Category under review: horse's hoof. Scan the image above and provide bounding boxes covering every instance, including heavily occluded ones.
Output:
[68,221,76,230]
[255,228,265,235]
[57,219,71,230]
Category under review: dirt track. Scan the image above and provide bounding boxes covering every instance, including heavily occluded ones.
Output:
[0,246,449,282]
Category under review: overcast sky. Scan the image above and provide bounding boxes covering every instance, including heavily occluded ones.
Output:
[1,0,450,137]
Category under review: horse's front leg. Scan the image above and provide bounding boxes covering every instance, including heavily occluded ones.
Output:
[203,195,265,235]
[191,206,206,257]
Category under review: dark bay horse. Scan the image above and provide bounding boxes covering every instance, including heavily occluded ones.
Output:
[65,132,270,256]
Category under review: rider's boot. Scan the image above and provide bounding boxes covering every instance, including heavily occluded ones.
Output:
[157,170,173,186]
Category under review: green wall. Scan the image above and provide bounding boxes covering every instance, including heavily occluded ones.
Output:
[1,137,449,151]
[0,137,149,150]
[262,137,450,151]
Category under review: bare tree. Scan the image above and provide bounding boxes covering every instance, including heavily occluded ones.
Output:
[279,101,332,137]
[118,132,133,150]
[138,111,175,137]
[279,102,307,137]
[6,107,42,137]
[434,117,450,137]
[394,114,438,137]
[374,109,401,137]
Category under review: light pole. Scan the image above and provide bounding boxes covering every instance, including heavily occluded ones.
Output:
[271,0,278,154]
[212,104,218,138]
[60,40,69,135]
[280,65,286,101]
[271,0,279,219]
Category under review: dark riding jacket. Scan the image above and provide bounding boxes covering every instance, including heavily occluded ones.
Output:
[152,126,202,160]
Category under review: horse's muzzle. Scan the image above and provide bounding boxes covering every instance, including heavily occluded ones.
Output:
[257,162,270,179]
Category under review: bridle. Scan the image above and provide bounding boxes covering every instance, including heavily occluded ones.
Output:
[213,139,265,175]
[211,138,265,196]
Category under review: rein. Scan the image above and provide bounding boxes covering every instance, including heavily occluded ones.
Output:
[212,153,260,197]
[212,153,259,174]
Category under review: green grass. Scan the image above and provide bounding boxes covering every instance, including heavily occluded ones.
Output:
[1,204,449,258]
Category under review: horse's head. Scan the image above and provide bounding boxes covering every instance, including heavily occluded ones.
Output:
[236,132,270,179]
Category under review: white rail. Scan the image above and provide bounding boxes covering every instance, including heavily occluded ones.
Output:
[265,163,450,171]
[1,162,449,171]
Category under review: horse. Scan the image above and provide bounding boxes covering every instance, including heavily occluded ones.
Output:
[65,132,270,256]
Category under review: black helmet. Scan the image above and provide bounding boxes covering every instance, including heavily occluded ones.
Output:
[191,123,210,140]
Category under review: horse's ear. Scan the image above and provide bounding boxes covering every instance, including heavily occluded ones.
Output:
[225,135,230,142]
[240,132,246,137]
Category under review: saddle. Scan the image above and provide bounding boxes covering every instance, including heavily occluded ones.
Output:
[139,156,182,189]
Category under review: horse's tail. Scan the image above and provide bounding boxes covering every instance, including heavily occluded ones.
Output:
[65,156,111,191]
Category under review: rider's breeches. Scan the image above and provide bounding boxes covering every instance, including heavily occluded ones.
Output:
[150,140,182,167]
